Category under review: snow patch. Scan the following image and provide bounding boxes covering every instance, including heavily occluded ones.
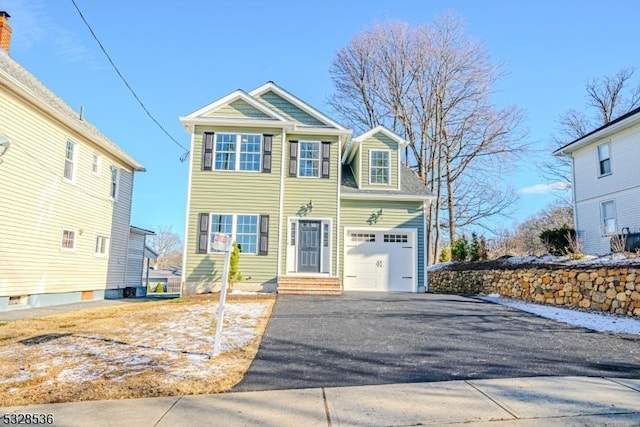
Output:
[480,295,640,335]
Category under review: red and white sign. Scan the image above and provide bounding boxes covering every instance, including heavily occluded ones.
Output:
[211,233,232,252]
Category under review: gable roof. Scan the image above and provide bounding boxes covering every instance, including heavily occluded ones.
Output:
[0,49,145,171]
[181,89,291,124]
[553,106,640,156]
[343,125,408,163]
[249,81,348,131]
[341,164,434,201]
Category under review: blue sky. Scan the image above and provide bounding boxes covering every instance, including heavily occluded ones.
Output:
[1,0,638,239]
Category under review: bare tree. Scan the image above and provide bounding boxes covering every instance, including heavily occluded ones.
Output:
[545,67,640,183]
[329,15,528,263]
[489,200,574,257]
[147,225,183,269]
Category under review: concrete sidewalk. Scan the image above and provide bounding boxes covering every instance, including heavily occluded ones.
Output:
[1,376,639,426]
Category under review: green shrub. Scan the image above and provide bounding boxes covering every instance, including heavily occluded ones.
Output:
[451,236,469,262]
[539,225,576,255]
[439,246,451,262]
[154,283,164,293]
[228,242,243,287]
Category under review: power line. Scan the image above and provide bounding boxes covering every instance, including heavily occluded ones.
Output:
[69,0,190,162]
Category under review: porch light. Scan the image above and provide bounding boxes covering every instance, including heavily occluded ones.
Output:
[306,200,314,212]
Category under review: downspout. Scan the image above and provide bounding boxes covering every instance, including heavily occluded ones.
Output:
[423,199,429,292]
[336,135,342,278]
[570,154,579,239]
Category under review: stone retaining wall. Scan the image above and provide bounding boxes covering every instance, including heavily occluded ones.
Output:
[429,266,640,317]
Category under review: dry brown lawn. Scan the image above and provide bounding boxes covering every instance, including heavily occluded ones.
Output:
[0,294,275,407]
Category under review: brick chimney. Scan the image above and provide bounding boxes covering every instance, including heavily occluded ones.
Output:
[0,11,12,53]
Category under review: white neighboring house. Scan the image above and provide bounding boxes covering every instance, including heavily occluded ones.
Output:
[554,106,640,255]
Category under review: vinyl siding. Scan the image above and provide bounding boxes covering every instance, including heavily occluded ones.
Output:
[0,85,134,297]
[125,232,145,287]
[256,91,326,126]
[205,99,272,120]
[184,126,282,292]
[573,122,640,203]
[339,199,424,287]
[281,134,340,275]
[576,188,640,255]
[572,122,640,254]
[357,133,398,189]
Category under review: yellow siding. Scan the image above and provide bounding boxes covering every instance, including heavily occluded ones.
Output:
[206,99,272,119]
[339,199,424,286]
[358,133,399,189]
[0,86,134,297]
[280,134,340,275]
[184,126,282,292]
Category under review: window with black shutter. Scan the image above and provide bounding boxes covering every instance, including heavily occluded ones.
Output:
[262,135,273,173]
[259,215,269,255]
[289,140,298,177]
[321,141,331,178]
[202,132,214,171]
[197,213,209,253]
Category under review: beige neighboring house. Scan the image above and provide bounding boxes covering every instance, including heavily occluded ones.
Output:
[0,12,145,311]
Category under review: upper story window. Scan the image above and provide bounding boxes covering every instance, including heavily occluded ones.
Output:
[110,165,120,200]
[370,150,390,184]
[601,200,616,235]
[299,141,320,177]
[214,133,261,171]
[95,235,109,255]
[92,153,101,175]
[63,140,77,181]
[61,229,76,250]
[597,142,611,176]
[289,140,331,179]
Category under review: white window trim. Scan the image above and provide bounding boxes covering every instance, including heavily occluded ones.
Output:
[63,140,78,183]
[600,200,617,236]
[369,149,391,185]
[61,228,76,251]
[110,166,120,201]
[596,141,612,177]
[213,133,262,172]
[297,140,321,178]
[95,235,109,256]
[92,153,101,176]
[207,213,259,255]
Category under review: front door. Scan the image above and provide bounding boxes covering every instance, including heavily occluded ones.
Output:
[298,220,321,272]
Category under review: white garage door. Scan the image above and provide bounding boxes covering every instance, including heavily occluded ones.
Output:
[343,229,416,292]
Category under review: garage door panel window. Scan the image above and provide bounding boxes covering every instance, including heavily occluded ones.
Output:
[350,233,375,242]
[384,233,408,243]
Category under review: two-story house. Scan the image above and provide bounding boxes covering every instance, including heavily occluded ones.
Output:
[180,82,433,294]
[554,106,640,255]
[0,11,145,310]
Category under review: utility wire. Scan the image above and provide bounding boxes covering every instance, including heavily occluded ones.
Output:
[70,0,190,162]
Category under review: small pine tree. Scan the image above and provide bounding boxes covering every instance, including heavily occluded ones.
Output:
[228,242,243,288]
[469,233,481,261]
[439,246,451,262]
[451,236,469,262]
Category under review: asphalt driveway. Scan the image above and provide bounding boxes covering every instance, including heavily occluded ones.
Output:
[233,293,640,392]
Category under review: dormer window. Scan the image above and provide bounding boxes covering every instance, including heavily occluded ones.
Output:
[370,150,390,185]
[597,142,611,176]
